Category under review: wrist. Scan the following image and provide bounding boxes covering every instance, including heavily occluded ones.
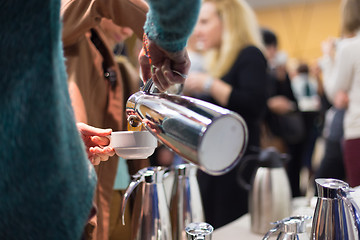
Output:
[203,76,214,94]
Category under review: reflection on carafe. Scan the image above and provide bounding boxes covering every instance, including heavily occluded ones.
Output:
[186,222,213,240]
[127,115,142,131]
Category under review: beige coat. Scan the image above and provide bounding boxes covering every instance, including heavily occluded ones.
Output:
[61,0,148,239]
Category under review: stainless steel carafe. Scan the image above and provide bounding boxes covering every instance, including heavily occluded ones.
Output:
[170,163,205,240]
[121,166,172,240]
[238,147,292,234]
[311,178,360,240]
[262,215,311,240]
[126,79,248,176]
[185,222,213,240]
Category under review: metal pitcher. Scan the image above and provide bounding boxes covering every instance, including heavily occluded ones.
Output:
[185,222,213,240]
[126,79,248,176]
[238,147,292,234]
[121,166,172,240]
[170,163,205,240]
[311,178,360,240]
[263,215,311,240]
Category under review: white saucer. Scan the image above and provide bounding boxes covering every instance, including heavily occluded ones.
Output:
[113,147,156,159]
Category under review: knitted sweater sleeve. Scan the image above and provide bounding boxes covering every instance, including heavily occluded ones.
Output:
[144,0,200,52]
[0,1,96,239]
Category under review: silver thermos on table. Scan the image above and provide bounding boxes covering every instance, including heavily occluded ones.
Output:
[311,178,360,240]
[238,147,292,235]
[121,166,172,240]
[170,163,205,240]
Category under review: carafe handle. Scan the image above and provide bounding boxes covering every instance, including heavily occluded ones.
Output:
[237,154,259,191]
[338,188,360,238]
[262,224,280,240]
[121,174,144,225]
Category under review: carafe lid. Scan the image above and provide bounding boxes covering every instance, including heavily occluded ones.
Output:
[258,147,288,168]
[315,178,349,198]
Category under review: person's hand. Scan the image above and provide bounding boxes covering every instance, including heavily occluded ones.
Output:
[77,122,115,165]
[275,65,287,82]
[267,96,296,115]
[139,39,190,91]
[333,90,349,109]
[321,38,337,59]
[183,72,208,95]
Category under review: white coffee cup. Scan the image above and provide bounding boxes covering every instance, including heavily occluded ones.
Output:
[108,131,158,159]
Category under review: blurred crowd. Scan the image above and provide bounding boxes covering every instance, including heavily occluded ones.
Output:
[3,0,360,238]
[156,0,360,230]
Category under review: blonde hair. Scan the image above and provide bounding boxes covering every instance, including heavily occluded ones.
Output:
[341,0,360,35]
[203,0,264,78]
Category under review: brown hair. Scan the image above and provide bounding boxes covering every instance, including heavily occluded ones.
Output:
[341,0,360,35]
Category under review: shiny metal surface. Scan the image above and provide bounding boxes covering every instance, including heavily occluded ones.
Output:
[185,222,213,240]
[170,164,205,240]
[250,167,292,234]
[126,81,248,176]
[238,148,292,235]
[262,215,311,240]
[121,166,172,240]
[311,178,360,240]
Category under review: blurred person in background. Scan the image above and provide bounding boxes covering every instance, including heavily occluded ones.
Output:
[291,63,321,181]
[99,19,146,240]
[184,0,268,228]
[261,28,305,197]
[318,0,360,187]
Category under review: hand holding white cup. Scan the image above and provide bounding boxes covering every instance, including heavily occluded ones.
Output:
[108,131,158,159]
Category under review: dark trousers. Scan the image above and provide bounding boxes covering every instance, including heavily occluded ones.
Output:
[344,138,360,187]
[315,139,345,181]
[197,159,256,229]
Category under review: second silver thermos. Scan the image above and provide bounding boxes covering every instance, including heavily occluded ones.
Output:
[170,163,205,240]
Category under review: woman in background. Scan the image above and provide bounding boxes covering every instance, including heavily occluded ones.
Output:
[184,0,268,228]
[320,0,360,187]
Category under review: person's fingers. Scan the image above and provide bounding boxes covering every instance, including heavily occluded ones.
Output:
[162,59,187,86]
[90,136,110,146]
[153,68,168,91]
[161,58,173,84]
[77,122,112,137]
[90,155,101,165]
[89,146,114,155]
[99,154,109,162]
[156,71,170,91]
[139,48,151,83]
[168,49,191,78]
[165,70,187,84]
[151,74,163,91]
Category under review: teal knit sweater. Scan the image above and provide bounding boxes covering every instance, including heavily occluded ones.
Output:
[145,0,201,52]
[0,1,96,239]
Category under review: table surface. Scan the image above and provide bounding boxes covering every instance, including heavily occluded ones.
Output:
[212,197,316,239]
[212,187,360,239]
